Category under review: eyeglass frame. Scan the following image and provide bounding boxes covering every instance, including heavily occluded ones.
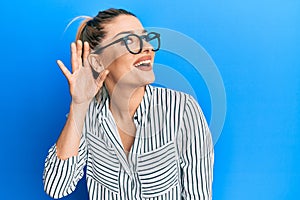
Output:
[93,31,161,55]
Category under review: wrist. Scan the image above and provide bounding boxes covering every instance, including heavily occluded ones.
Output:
[70,101,90,114]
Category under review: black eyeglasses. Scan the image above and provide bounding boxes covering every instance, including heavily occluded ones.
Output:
[93,32,160,54]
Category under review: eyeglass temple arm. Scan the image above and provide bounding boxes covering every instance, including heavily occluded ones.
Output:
[93,38,124,54]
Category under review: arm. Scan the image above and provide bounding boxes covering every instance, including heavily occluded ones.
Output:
[43,122,87,199]
[178,96,214,200]
[43,41,109,198]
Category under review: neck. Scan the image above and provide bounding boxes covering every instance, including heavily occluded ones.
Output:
[106,83,145,136]
[107,83,145,119]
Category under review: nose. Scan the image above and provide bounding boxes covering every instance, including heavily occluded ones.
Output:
[142,40,153,53]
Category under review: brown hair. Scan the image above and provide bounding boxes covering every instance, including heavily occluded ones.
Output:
[76,8,136,50]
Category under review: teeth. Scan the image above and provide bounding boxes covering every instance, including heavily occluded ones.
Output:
[134,60,151,67]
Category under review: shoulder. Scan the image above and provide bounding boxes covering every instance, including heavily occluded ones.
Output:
[149,85,198,107]
[149,85,191,99]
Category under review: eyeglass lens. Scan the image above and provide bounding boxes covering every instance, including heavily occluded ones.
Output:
[124,32,160,54]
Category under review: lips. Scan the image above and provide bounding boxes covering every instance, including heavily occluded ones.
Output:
[133,56,152,68]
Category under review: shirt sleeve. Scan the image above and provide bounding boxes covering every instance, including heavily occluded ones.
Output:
[43,131,87,199]
[177,95,214,200]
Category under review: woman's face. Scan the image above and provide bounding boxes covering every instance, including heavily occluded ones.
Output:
[97,15,155,88]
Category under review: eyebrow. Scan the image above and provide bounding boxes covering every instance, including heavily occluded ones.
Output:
[113,29,147,39]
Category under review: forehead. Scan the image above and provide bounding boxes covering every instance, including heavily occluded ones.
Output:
[103,15,144,40]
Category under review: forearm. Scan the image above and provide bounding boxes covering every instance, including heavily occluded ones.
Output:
[56,101,89,160]
[43,134,87,198]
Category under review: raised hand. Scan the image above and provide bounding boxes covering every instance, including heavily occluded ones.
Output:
[57,40,109,105]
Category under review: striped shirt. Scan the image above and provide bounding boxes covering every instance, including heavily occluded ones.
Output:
[43,85,214,199]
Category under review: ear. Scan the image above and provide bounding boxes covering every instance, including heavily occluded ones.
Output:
[88,54,104,73]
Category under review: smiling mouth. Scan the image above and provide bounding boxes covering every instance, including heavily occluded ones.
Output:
[134,59,152,68]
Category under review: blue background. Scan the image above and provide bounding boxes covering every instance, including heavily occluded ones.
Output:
[0,0,299,199]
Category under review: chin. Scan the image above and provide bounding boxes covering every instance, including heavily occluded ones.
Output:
[116,68,155,88]
[139,71,155,86]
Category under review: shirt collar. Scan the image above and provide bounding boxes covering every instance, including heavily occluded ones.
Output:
[133,85,153,125]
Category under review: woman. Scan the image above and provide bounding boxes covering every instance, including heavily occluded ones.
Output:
[43,8,214,200]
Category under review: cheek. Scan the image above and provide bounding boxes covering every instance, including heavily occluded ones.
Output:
[106,55,135,80]
[101,52,116,68]
[103,48,134,69]
[113,53,135,69]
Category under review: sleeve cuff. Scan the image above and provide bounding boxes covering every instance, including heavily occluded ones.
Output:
[45,144,78,168]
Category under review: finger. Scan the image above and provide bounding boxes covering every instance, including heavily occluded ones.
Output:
[71,42,78,72]
[57,60,71,80]
[95,70,109,88]
[82,41,90,62]
[76,40,83,66]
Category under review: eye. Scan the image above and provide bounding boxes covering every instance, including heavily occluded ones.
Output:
[126,38,134,44]
[121,37,134,46]
[146,33,158,42]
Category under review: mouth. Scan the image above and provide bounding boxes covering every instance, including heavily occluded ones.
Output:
[133,56,152,71]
